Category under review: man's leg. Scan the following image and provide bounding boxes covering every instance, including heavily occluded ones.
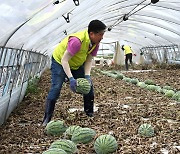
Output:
[42,57,66,126]
[42,99,56,126]
[129,53,133,69]
[83,86,94,117]
[125,55,129,70]
[71,66,94,117]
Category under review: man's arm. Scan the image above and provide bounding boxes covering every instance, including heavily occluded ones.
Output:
[130,48,136,56]
[84,54,93,75]
[61,50,73,78]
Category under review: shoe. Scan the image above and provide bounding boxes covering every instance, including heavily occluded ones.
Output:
[86,112,94,117]
[42,113,52,126]
[42,118,50,126]
[42,99,56,126]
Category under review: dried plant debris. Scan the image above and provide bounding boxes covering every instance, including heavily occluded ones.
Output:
[0,67,180,153]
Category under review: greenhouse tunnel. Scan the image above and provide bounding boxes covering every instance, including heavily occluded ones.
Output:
[0,0,180,153]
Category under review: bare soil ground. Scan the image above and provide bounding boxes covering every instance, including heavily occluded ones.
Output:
[0,65,180,154]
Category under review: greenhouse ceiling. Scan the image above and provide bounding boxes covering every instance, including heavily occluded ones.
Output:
[0,0,180,55]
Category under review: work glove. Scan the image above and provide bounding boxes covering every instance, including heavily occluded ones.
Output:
[85,75,92,86]
[69,77,77,92]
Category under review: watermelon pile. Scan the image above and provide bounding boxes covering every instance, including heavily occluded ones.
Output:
[43,122,99,153]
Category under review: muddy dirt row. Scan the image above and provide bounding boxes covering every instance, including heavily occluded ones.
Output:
[0,66,179,153]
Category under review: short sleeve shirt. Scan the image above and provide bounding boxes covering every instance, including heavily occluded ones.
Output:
[67,37,99,56]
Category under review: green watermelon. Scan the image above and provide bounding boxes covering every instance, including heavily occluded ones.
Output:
[94,134,118,154]
[157,88,163,93]
[163,85,173,90]
[42,148,67,154]
[162,88,168,94]
[76,78,91,94]
[65,125,82,139]
[144,79,155,85]
[45,120,67,136]
[106,73,117,78]
[155,86,163,93]
[101,71,109,75]
[131,78,139,85]
[49,139,77,154]
[172,91,180,101]
[138,123,154,137]
[154,85,160,91]
[71,127,96,144]
[110,74,117,78]
[123,77,131,83]
[96,69,101,72]
[146,85,156,91]
[115,73,124,79]
[110,70,117,74]
[165,90,175,98]
[137,82,147,88]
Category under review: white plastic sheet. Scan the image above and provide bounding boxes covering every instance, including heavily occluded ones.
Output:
[0,0,180,54]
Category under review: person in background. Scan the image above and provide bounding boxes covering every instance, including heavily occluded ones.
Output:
[42,20,106,126]
[122,45,136,70]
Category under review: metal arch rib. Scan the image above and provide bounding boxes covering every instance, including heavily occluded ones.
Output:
[128,19,180,37]
[114,25,174,44]
[105,3,180,14]
[133,14,180,26]
[109,30,155,46]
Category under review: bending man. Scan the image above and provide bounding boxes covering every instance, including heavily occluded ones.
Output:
[42,20,106,126]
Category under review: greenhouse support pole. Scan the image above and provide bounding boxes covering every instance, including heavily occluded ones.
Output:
[37,56,43,75]
[1,48,14,96]
[15,46,25,88]
[4,48,19,122]
[8,46,24,104]
[34,51,41,77]
[27,51,37,81]
[0,47,5,63]
[39,55,46,74]
[0,48,9,87]
[40,55,47,73]
[0,47,8,97]
[17,50,31,105]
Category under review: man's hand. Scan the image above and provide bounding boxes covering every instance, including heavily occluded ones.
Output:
[133,53,137,56]
[69,77,77,92]
[85,75,92,86]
